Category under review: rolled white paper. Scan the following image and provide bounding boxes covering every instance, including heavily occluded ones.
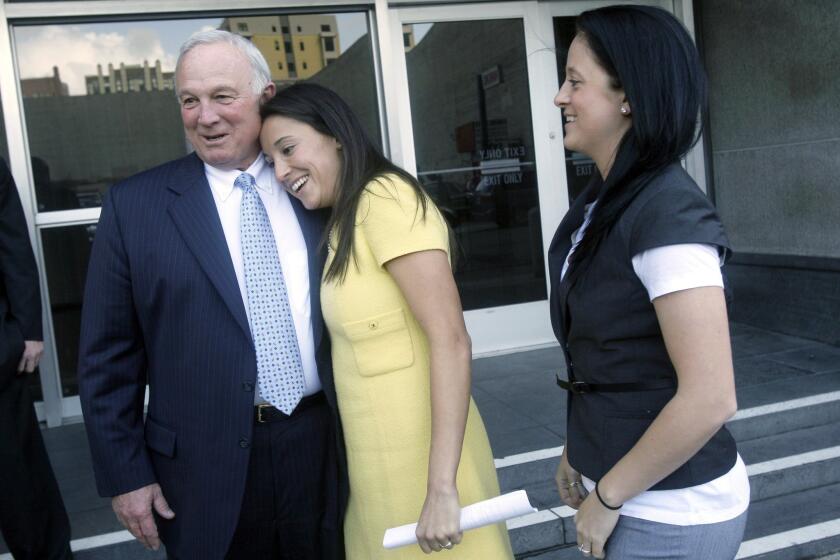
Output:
[382,490,537,549]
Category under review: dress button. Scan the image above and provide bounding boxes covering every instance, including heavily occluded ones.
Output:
[242,381,254,392]
[239,438,250,449]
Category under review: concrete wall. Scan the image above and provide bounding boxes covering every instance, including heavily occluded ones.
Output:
[700,0,840,258]
[699,0,840,343]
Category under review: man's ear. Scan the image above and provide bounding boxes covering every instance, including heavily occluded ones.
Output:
[261,82,277,103]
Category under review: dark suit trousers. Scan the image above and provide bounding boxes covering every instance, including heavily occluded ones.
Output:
[223,395,342,560]
[0,364,73,560]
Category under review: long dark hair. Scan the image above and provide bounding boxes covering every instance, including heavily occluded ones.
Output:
[569,5,707,264]
[261,83,432,283]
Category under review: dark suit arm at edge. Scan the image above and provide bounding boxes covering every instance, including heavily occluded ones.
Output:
[0,161,42,339]
[78,188,156,497]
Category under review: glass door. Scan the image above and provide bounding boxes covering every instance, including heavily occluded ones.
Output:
[386,2,566,354]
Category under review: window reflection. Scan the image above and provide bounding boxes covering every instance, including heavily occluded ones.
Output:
[14,13,379,213]
[40,224,95,398]
[405,19,546,310]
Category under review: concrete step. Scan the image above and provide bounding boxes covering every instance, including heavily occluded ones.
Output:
[505,436,840,557]
[72,538,165,560]
[499,422,840,514]
[729,390,840,442]
[497,388,840,489]
[503,396,840,559]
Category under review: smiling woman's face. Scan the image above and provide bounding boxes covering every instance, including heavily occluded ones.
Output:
[260,115,343,210]
[554,35,631,173]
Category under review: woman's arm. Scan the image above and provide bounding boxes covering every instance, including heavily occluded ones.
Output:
[574,286,737,558]
[385,248,472,554]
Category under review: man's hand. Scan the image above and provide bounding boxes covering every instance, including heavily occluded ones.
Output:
[112,483,175,551]
[17,340,43,374]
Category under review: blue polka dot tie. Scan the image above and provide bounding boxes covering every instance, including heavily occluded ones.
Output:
[236,172,305,414]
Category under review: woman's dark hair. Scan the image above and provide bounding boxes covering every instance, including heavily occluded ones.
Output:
[570,5,707,264]
[261,83,433,283]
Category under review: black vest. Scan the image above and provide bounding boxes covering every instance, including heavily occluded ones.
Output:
[548,163,737,490]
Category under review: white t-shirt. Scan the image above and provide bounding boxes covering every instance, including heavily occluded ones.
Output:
[562,202,750,525]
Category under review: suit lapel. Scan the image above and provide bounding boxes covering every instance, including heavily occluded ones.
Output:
[166,154,252,342]
[289,196,327,350]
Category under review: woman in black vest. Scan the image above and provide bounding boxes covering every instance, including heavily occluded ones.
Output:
[548,6,749,559]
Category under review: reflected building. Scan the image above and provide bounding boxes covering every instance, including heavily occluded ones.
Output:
[402,24,416,52]
[24,91,184,210]
[21,66,69,97]
[85,60,174,95]
[221,15,340,83]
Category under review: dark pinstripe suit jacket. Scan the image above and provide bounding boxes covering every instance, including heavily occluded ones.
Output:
[78,153,346,558]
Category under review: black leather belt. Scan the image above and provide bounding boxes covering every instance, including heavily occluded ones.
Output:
[255,392,326,423]
[556,375,676,394]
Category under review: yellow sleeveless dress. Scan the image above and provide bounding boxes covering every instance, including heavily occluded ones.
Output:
[321,176,513,559]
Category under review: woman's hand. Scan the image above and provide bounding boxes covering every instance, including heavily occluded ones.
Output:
[574,492,620,559]
[556,447,586,509]
[415,485,463,554]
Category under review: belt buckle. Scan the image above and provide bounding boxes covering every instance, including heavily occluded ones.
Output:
[256,403,272,423]
[570,381,591,394]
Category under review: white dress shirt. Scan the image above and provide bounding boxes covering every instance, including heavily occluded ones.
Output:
[204,156,321,401]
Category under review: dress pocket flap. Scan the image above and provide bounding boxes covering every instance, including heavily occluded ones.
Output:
[342,308,408,342]
[145,417,177,458]
[341,308,415,377]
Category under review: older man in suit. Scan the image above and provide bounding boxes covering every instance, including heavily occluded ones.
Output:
[78,30,346,559]
[0,159,73,559]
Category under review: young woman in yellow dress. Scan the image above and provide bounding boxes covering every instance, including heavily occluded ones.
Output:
[259,83,513,559]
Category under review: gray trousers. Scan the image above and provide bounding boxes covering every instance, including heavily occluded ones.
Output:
[605,510,748,560]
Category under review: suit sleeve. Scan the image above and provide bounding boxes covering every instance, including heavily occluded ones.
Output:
[78,187,157,497]
[0,160,42,340]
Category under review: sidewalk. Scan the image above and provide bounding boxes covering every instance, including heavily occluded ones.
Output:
[2,322,840,559]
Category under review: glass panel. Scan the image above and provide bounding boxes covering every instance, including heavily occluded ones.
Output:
[553,16,595,203]
[14,12,379,212]
[405,20,546,311]
[40,224,94,398]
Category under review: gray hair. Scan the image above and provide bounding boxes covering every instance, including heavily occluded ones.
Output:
[175,29,271,96]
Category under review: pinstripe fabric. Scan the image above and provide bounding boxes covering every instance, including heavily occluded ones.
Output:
[226,399,340,559]
[78,153,347,559]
